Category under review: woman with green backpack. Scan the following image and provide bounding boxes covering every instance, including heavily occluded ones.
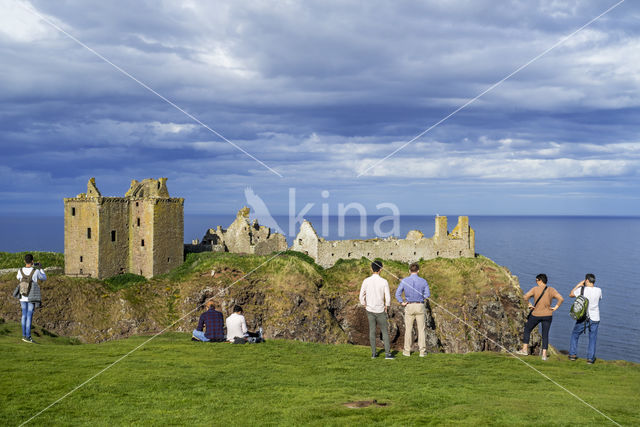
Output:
[568,274,602,364]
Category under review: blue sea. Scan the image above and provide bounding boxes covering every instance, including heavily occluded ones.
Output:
[1,215,638,363]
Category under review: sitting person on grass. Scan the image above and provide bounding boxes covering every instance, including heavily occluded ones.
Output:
[226,305,263,343]
[192,301,225,342]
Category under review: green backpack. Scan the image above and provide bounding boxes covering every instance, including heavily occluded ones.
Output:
[19,268,36,297]
[569,286,589,321]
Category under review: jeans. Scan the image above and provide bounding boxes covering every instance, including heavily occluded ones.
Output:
[569,319,600,360]
[192,329,210,342]
[367,311,390,355]
[20,301,35,339]
[523,315,552,350]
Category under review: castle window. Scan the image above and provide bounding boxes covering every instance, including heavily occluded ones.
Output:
[136,202,139,207]
[87,228,91,239]
[459,251,462,256]
[298,239,302,245]
[80,256,83,263]
[137,218,140,227]
[390,252,393,256]
[348,252,351,257]
[436,251,440,256]
[71,207,76,216]
[167,257,171,262]
[414,252,417,255]
[157,182,160,189]
[141,239,145,247]
[331,253,334,257]
[111,230,116,242]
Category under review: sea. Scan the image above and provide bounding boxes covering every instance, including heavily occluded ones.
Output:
[1,214,638,363]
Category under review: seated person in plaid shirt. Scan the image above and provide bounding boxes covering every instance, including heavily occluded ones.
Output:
[192,301,225,342]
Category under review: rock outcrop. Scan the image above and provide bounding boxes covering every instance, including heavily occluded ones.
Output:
[0,253,543,354]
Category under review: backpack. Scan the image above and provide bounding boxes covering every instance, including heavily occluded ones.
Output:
[570,286,589,321]
[19,268,37,297]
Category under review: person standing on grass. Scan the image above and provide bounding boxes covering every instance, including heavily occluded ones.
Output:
[359,260,394,359]
[192,301,225,342]
[395,262,430,357]
[516,273,564,360]
[568,274,602,364]
[12,253,46,343]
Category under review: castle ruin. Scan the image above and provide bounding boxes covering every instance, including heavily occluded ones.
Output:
[64,178,184,279]
[185,207,288,256]
[292,216,475,268]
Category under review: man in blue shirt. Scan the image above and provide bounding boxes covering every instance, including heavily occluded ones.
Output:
[192,301,225,342]
[395,263,430,357]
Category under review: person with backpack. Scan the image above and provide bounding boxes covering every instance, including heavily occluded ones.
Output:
[12,254,46,343]
[568,274,602,364]
[516,273,564,360]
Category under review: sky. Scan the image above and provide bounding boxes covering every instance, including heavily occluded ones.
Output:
[1,0,639,219]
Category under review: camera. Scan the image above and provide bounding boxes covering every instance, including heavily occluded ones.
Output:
[34,262,42,268]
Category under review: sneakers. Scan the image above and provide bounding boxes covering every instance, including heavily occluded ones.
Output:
[568,355,577,361]
[191,336,201,342]
[22,337,34,343]
[371,352,377,359]
[419,353,426,358]
[402,352,410,357]
[541,355,548,361]
[385,353,395,360]
[587,359,595,364]
[515,349,528,356]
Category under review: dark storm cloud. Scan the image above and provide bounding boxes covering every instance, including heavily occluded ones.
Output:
[1,0,639,215]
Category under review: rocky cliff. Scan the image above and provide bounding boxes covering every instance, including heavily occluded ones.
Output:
[0,253,544,354]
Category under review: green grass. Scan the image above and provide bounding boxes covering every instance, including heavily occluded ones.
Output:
[0,251,64,269]
[103,273,147,291]
[1,323,638,426]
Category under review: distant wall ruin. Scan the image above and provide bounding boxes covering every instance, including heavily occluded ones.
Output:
[185,207,288,256]
[291,216,475,268]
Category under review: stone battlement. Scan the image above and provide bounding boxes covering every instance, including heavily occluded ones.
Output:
[292,216,475,268]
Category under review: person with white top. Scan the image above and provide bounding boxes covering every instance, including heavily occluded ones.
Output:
[359,260,393,359]
[12,254,46,343]
[225,305,262,343]
[568,273,602,364]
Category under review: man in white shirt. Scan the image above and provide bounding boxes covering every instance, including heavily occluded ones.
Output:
[13,253,46,343]
[359,260,393,359]
[226,305,263,343]
[568,273,602,364]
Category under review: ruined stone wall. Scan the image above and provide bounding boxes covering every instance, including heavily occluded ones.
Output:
[190,208,288,256]
[97,199,129,278]
[293,216,475,268]
[151,198,184,276]
[64,199,100,277]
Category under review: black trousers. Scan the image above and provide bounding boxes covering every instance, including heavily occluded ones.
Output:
[523,315,553,350]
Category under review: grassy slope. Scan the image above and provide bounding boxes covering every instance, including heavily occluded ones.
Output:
[0,323,638,426]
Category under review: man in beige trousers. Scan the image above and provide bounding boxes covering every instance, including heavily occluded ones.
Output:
[395,263,430,357]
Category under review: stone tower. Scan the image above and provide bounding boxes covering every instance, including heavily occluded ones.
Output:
[64,178,184,279]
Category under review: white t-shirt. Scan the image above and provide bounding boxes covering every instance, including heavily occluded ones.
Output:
[359,274,391,314]
[226,313,248,342]
[16,267,46,302]
[578,286,602,322]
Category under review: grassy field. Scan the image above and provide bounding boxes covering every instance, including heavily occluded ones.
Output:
[0,252,64,269]
[1,322,638,426]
